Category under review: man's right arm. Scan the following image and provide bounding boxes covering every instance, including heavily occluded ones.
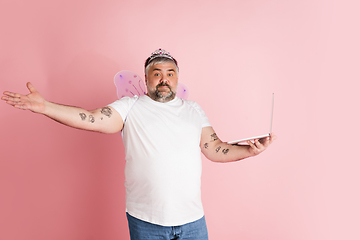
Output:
[1,82,123,134]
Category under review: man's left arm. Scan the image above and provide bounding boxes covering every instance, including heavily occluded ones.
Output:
[200,126,276,163]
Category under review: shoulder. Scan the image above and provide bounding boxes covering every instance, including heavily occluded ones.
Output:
[183,99,203,112]
[109,95,139,107]
[107,95,140,118]
[182,98,211,127]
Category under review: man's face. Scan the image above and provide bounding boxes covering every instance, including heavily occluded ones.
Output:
[145,62,178,103]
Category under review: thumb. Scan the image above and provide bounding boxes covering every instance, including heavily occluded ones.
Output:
[26,82,37,93]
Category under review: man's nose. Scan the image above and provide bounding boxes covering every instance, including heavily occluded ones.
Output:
[160,75,169,84]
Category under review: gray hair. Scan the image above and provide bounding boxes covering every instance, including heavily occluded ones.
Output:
[144,57,179,77]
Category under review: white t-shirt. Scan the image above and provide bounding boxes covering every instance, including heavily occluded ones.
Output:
[108,95,211,226]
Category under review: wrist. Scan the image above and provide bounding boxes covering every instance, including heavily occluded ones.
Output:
[40,100,52,115]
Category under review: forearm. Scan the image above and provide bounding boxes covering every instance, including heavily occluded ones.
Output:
[42,101,95,131]
[42,101,120,133]
[203,141,254,163]
[200,126,268,163]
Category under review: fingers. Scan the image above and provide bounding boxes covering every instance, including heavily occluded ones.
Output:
[2,91,20,98]
[14,104,28,110]
[259,136,270,147]
[2,90,27,109]
[259,133,277,146]
[254,139,262,147]
[2,92,23,104]
[269,133,277,144]
[248,139,262,149]
[27,82,36,93]
[247,139,262,147]
[247,137,270,155]
[271,133,277,140]
[247,133,277,156]
[2,83,34,106]
[247,139,261,155]
[2,97,24,108]
[2,98,28,110]
[2,83,35,101]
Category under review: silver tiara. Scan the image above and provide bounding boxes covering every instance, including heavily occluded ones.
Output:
[148,48,174,62]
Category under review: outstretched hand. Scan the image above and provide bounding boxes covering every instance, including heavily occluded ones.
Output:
[247,133,277,156]
[1,82,46,113]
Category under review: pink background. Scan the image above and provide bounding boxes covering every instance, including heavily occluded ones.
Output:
[1,0,359,239]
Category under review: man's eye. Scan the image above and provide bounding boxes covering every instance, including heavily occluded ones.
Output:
[168,73,173,76]
[154,73,160,76]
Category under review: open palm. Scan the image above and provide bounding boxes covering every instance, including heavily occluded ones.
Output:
[2,82,46,113]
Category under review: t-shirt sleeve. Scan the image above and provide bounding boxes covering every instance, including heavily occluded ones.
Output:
[187,101,211,128]
[107,95,139,122]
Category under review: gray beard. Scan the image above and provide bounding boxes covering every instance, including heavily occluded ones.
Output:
[148,83,176,103]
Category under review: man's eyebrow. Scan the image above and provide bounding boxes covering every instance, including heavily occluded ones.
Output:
[152,68,175,72]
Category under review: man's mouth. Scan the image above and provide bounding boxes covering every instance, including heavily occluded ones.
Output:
[156,83,170,91]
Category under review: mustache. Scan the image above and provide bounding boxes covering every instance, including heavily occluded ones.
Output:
[156,82,171,89]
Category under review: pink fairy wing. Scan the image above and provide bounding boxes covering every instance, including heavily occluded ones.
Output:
[176,82,189,100]
[114,70,146,99]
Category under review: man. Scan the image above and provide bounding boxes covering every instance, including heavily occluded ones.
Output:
[2,49,276,240]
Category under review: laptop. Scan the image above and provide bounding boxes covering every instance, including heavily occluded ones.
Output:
[227,93,274,144]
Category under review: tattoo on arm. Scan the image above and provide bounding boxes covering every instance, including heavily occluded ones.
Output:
[210,133,219,142]
[204,143,209,149]
[89,115,95,123]
[79,113,87,121]
[222,148,229,155]
[215,146,221,153]
[101,107,112,118]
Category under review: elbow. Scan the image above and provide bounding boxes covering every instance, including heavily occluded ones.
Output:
[205,154,229,163]
[210,159,227,163]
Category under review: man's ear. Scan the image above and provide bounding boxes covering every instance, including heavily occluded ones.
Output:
[144,74,148,85]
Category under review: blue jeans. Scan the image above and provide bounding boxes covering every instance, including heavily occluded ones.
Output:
[126,213,209,240]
